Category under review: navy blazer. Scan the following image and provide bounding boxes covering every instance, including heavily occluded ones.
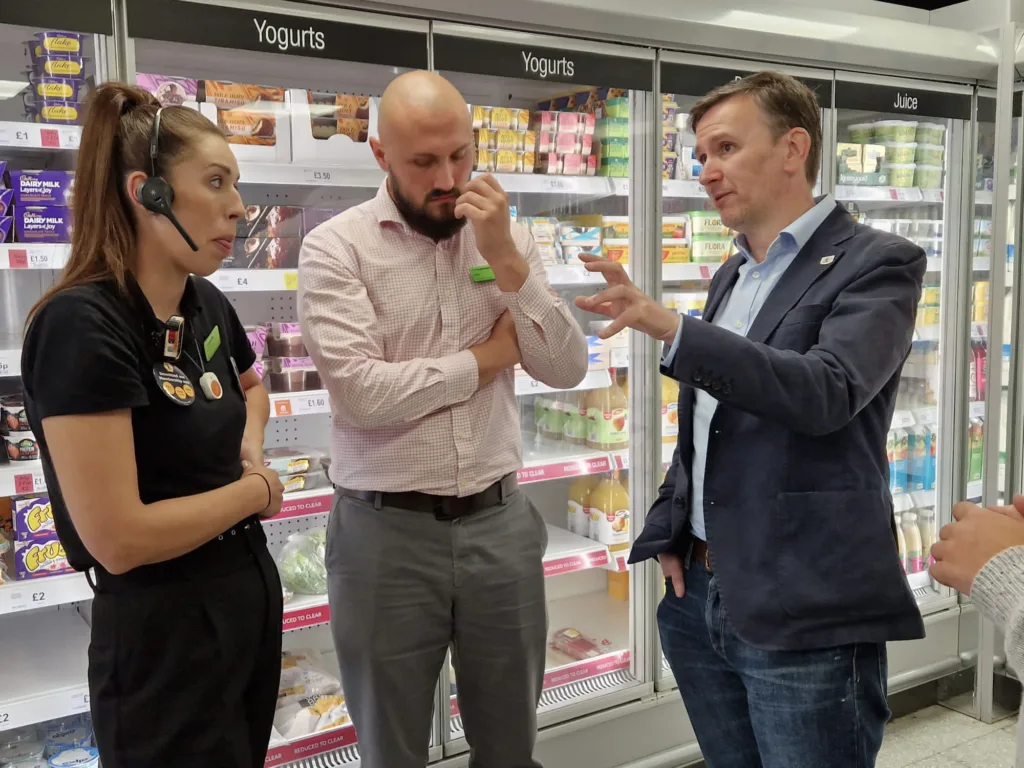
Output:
[631,205,927,650]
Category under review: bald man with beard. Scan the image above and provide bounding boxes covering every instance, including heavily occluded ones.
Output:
[297,71,588,768]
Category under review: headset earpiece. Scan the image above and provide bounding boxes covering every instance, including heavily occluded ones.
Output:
[140,107,199,252]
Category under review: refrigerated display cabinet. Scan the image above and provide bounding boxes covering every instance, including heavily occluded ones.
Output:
[0,0,1019,765]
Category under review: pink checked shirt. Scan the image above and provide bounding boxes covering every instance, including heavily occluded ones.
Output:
[298,183,588,496]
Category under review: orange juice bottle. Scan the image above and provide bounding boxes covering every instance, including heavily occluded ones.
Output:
[567,475,596,536]
[589,470,630,548]
[661,376,679,444]
[562,392,589,447]
[586,378,629,451]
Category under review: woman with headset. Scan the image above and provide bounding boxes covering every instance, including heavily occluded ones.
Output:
[20,83,285,768]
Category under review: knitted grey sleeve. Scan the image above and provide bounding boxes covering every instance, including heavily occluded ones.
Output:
[970,545,1024,768]
[972,545,1024,677]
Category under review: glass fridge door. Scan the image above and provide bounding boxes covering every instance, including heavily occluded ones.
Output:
[0,0,115,743]
[125,1,432,764]
[653,53,833,690]
[834,74,973,610]
[432,23,655,750]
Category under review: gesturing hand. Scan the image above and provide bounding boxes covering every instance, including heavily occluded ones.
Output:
[455,174,516,263]
[573,255,680,343]
[930,501,1024,595]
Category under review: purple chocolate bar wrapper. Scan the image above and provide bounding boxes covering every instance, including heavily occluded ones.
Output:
[13,495,54,541]
[14,533,73,579]
[301,208,343,237]
[0,190,12,216]
[0,217,12,243]
[136,73,199,106]
[16,206,72,243]
[9,170,75,205]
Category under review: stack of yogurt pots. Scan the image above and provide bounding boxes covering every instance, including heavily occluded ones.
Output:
[848,120,946,189]
[1,393,36,465]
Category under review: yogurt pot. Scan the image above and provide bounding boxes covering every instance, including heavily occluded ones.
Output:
[1,395,29,432]
[48,747,100,767]
[27,99,85,125]
[914,164,944,189]
[885,163,917,188]
[43,724,91,759]
[848,123,875,143]
[915,144,945,166]
[27,76,87,102]
[0,740,46,766]
[916,122,946,145]
[874,120,918,143]
[29,57,89,78]
[33,31,85,57]
[881,142,917,164]
[5,429,39,462]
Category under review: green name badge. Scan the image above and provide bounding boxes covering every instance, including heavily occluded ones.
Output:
[469,265,496,283]
[204,326,221,361]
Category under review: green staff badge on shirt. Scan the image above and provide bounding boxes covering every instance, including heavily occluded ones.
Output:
[469,265,496,283]
[204,326,221,361]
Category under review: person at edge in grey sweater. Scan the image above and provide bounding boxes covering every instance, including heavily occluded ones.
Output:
[931,495,1024,766]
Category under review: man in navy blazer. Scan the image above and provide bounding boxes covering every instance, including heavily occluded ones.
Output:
[577,72,926,768]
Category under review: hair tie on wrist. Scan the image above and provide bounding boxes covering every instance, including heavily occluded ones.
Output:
[254,473,272,510]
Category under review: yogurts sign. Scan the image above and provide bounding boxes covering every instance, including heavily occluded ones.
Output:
[125,0,428,69]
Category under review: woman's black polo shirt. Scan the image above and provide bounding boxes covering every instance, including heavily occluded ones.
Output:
[20,275,257,570]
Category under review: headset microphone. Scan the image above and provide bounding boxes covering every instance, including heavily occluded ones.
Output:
[135,107,200,252]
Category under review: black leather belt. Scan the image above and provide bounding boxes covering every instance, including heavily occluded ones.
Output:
[693,539,713,574]
[337,473,518,520]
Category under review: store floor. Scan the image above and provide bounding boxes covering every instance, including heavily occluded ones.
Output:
[878,705,1019,767]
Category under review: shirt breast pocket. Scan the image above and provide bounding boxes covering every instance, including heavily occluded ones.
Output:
[769,303,831,352]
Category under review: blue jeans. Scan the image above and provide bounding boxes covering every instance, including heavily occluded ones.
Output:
[658,555,890,768]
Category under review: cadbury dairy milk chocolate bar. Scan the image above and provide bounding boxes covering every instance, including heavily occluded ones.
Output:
[16,205,72,242]
[7,170,74,205]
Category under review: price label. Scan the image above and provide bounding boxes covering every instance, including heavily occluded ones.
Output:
[235,275,250,288]
[273,399,293,417]
[62,129,81,149]
[299,394,328,413]
[699,265,712,280]
[13,472,46,495]
[616,452,629,470]
[68,690,90,714]
[0,125,33,146]
[696,183,707,196]
[0,358,10,377]
[283,271,298,291]
[7,249,27,269]
[306,169,333,183]
[617,180,629,196]
[39,128,59,148]
[0,712,8,726]
[274,394,329,417]
[543,177,573,192]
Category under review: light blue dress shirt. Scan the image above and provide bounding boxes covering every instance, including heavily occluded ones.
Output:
[664,195,838,540]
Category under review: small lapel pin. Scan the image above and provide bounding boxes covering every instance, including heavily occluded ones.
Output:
[820,255,835,265]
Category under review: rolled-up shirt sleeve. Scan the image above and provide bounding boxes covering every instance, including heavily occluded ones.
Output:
[503,226,588,389]
[298,230,479,429]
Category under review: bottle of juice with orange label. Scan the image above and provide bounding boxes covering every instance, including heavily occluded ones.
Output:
[662,376,679,444]
[586,377,629,451]
[589,470,630,548]
[567,475,596,536]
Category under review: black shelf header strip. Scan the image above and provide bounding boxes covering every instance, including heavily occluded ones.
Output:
[0,0,114,36]
[126,0,428,69]
[661,63,833,108]
[977,92,1023,123]
[835,80,971,120]
[433,34,654,92]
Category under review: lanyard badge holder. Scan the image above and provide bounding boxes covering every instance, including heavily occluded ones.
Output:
[153,316,196,406]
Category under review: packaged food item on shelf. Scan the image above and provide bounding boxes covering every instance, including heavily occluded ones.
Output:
[245,325,267,361]
[263,446,318,476]
[6,169,75,206]
[477,128,537,152]
[43,720,92,759]
[0,737,46,767]
[902,511,924,574]
[475,149,495,172]
[283,471,328,495]
[307,92,371,119]
[237,205,303,239]
[217,108,277,146]
[891,427,908,494]
[225,237,301,269]
[566,475,594,537]
[301,208,343,236]
[600,137,629,159]
[886,164,916,188]
[914,165,943,189]
[279,648,342,707]
[14,534,71,579]
[689,210,729,237]
[862,145,886,174]
[907,425,929,492]
[537,393,568,443]
[589,470,630,546]
[874,120,918,143]
[276,529,328,595]
[201,80,286,109]
[848,123,874,143]
[598,157,629,177]
[895,512,908,574]
[926,425,937,490]
[973,340,988,401]
[0,189,13,217]
[5,428,39,462]
[586,375,628,451]
[916,122,946,145]
[596,117,629,140]
[562,392,589,449]
[691,236,730,263]
[662,376,679,444]
[0,216,12,243]
[880,142,917,164]
[25,76,87,103]
[266,366,320,394]
[915,144,945,166]
[918,508,937,566]
[47,746,100,766]
[275,695,350,740]
[662,215,689,239]
[661,240,691,263]
[661,152,677,180]
[602,216,629,239]
[968,417,984,482]
[137,74,199,106]
[13,496,53,541]
[549,627,612,661]
[31,56,88,78]
[15,206,72,243]
[603,239,628,263]
[2,394,29,432]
